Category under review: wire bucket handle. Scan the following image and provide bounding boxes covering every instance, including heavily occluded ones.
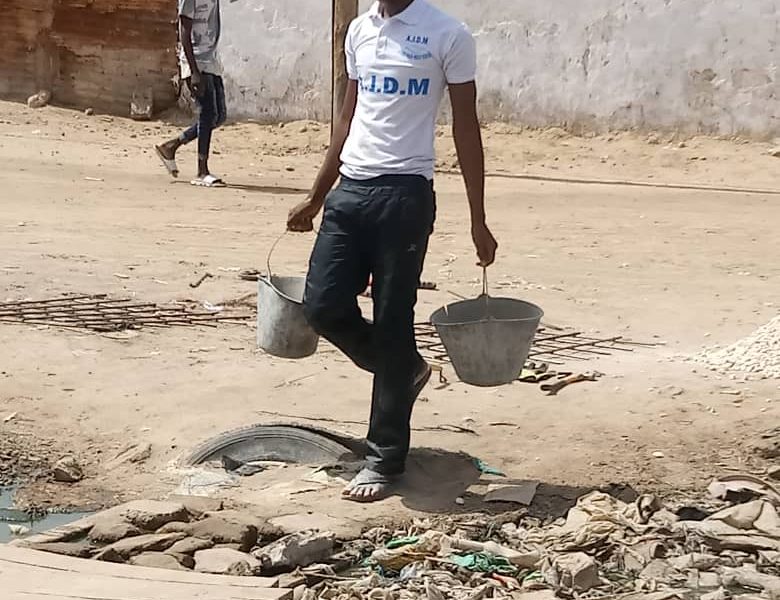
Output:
[266,230,317,280]
[480,266,491,319]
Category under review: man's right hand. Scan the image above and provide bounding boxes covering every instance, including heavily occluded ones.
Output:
[190,70,203,97]
[287,197,323,232]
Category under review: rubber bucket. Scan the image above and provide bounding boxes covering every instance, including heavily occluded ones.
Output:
[256,234,319,359]
[431,294,543,387]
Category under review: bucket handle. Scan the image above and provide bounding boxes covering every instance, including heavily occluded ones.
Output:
[266,232,286,279]
[266,230,317,279]
[481,266,492,318]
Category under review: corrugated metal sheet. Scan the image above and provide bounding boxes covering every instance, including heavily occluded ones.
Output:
[0,0,178,116]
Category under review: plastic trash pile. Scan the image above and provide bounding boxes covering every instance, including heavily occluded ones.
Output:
[299,486,780,600]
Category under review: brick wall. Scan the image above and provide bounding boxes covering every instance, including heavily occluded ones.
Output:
[0,0,178,116]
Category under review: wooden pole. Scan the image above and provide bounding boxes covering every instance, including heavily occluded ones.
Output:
[332,0,359,127]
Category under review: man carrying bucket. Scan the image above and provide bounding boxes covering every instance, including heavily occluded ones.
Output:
[287,0,497,502]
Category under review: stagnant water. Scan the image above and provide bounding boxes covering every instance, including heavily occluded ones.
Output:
[0,487,93,544]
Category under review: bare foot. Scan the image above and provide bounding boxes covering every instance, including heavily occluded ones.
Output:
[342,468,399,503]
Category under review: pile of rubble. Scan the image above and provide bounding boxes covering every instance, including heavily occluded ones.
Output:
[690,316,780,379]
[12,482,780,600]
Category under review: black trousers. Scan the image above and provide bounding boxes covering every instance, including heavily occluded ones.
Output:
[303,175,435,475]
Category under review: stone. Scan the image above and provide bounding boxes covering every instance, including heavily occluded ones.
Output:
[88,517,143,544]
[159,515,258,552]
[166,536,214,555]
[769,148,780,158]
[640,558,675,582]
[27,91,51,109]
[168,552,196,569]
[26,540,96,558]
[697,572,722,589]
[106,442,152,468]
[670,553,721,571]
[194,548,261,576]
[270,512,361,540]
[94,532,186,561]
[254,530,335,573]
[129,552,187,571]
[167,495,223,518]
[52,456,83,483]
[120,500,189,531]
[550,552,600,592]
[130,87,154,121]
[700,591,729,600]
[768,466,780,481]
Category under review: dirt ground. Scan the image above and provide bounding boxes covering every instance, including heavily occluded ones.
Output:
[0,100,778,523]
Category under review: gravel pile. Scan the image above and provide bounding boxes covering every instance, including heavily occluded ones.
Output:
[0,430,54,487]
[690,316,780,379]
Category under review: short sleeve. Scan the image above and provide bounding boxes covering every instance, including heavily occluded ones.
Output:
[443,24,477,84]
[178,0,196,19]
[345,20,358,80]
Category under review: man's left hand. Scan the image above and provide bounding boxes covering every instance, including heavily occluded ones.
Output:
[471,222,498,267]
[287,197,323,232]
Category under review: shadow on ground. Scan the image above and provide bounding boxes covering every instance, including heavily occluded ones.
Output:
[170,180,308,195]
[188,422,633,520]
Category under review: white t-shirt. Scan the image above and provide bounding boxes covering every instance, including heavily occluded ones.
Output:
[339,0,477,181]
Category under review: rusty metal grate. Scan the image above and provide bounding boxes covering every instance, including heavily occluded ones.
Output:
[0,295,251,333]
[415,322,654,367]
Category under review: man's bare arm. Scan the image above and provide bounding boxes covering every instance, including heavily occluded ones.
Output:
[179,16,201,93]
[288,80,358,231]
[449,81,497,266]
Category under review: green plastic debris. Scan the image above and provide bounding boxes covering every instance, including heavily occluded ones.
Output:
[450,552,518,575]
[474,458,506,477]
[385,536,420,550]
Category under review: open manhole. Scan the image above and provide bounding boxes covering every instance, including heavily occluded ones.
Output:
[184,424,362,468]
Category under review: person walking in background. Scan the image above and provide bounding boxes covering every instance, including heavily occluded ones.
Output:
[287,0,498,502]
[155,0,226,187]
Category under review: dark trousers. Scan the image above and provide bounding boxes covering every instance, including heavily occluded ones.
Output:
[304,175,436,475]
[180,72,227,160]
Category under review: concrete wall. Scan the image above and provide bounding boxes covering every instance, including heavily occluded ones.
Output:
[221,0,780,137]
[0,0,177,116]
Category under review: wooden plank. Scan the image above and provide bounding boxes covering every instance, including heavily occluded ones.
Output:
[0,545,283,589]
[0,562,292,600]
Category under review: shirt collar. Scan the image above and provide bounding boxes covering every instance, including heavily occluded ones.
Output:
[369,0,426,25]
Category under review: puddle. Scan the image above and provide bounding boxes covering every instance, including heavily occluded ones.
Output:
[0,486,93,544]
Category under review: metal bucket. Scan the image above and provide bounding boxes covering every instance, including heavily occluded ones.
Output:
[431,291,543,387]
[256,234,319,359]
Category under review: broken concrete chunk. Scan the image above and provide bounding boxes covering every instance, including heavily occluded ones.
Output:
[27,90,51,109]
[129,552,188,571]
[270,512,361,540]
[167,494,224,518]
[166,536,214,555]
[670,553,721,571]
[640,558,676,582]
[194,547,261,576]
[94,532,186,561]
[88,517,143,544]
[254,530,335,573]
[52,456,83,483]
[25,540,96,558]
[159,515,258,552]
[549,552,601,592]
[120,500,189,531]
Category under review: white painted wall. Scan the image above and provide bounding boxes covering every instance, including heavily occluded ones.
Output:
[220,0,780,137]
